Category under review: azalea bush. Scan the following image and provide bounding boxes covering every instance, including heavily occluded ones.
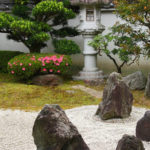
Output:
[7,53,72,80]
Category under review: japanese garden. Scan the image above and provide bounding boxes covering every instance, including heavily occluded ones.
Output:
[0,0,150,150]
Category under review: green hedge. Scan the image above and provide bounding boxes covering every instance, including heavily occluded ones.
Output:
[53,39,81,55]
[8,53,72,80]
[0,51,23,73]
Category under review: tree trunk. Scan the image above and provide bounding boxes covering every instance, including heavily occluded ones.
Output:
[29,49,41,53]
[117,67,122,74]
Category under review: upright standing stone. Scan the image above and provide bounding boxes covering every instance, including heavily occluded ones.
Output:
[96,72,133,120]
[123,71,147,90]
[116,134,145,150]
[136,111,150,141]
[32,104,89,150]
[145,73,150,98]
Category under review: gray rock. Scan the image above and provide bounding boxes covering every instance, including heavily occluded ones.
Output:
[96,72,133,120]
[32,104,89,150]
[116,134,145,150]
[32,74,63,86]
[136,110,150,141]
[145,73,150,98]
[123,71,147,90]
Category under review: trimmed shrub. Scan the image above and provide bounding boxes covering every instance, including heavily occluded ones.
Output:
[0,51,23,73]
[7,53,72,80]
[53,39,81,55]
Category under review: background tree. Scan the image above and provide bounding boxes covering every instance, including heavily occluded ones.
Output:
[89,23,141,74]
[114,0,150,56]
[0,0,80,53]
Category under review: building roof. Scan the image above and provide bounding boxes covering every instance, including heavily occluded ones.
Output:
[70,0,112,5]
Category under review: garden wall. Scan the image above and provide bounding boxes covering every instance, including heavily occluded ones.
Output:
[0,10,149,75]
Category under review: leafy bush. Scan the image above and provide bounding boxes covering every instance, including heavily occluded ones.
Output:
[53,39,81,55]
[8,53,72,80]
[0,51,23,73]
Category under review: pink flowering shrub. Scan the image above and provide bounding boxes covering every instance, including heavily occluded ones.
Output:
[7,53,72,80]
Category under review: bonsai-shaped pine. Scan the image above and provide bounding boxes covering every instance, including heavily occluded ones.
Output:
[89,23,141,74]
[115,0,150,56]
[0,0,78,53]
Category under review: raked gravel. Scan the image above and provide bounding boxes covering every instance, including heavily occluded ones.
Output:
[0,105,150,150]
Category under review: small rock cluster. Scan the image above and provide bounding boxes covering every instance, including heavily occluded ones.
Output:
[122,71,150,98]
[123,71,147,90]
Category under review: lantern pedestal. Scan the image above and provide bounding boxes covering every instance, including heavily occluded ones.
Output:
[73,32,104,80]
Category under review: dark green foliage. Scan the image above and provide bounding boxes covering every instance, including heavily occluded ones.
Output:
[8,53,72,80]
[53,39,81,55]
[14,0,29,5]
[51,27,79,38]
[0,51,23,73]
[12,5,30,19]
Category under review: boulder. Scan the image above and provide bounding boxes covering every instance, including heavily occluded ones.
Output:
[145,73,150,98]
[123,71,147,90]
[32,74,62,86]
[116,134,145,150]
[136,110,150,141]
[96,72,133,120]
[32,104,89,150]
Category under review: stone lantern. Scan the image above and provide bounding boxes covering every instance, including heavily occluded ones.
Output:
[71,0,110,80]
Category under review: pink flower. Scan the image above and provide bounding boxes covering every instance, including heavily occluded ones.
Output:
[46,60,50,63]
[57,70,60,73]
[11,70,14,74]
[42,63,45,66]
[43,68,47,71]
[20,63,23,66]
[66,63,68,66]
[55,63,60,66]
[8,63,12,67]
[30,57,36,61]
[38,58,42,61]
[29,63,32,66]
[49,69,53,72]
[22,67,25,71]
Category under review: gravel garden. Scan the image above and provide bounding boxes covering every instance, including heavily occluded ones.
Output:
[0,0,150,149]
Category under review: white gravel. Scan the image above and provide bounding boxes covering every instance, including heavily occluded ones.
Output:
[0,106,150,150]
